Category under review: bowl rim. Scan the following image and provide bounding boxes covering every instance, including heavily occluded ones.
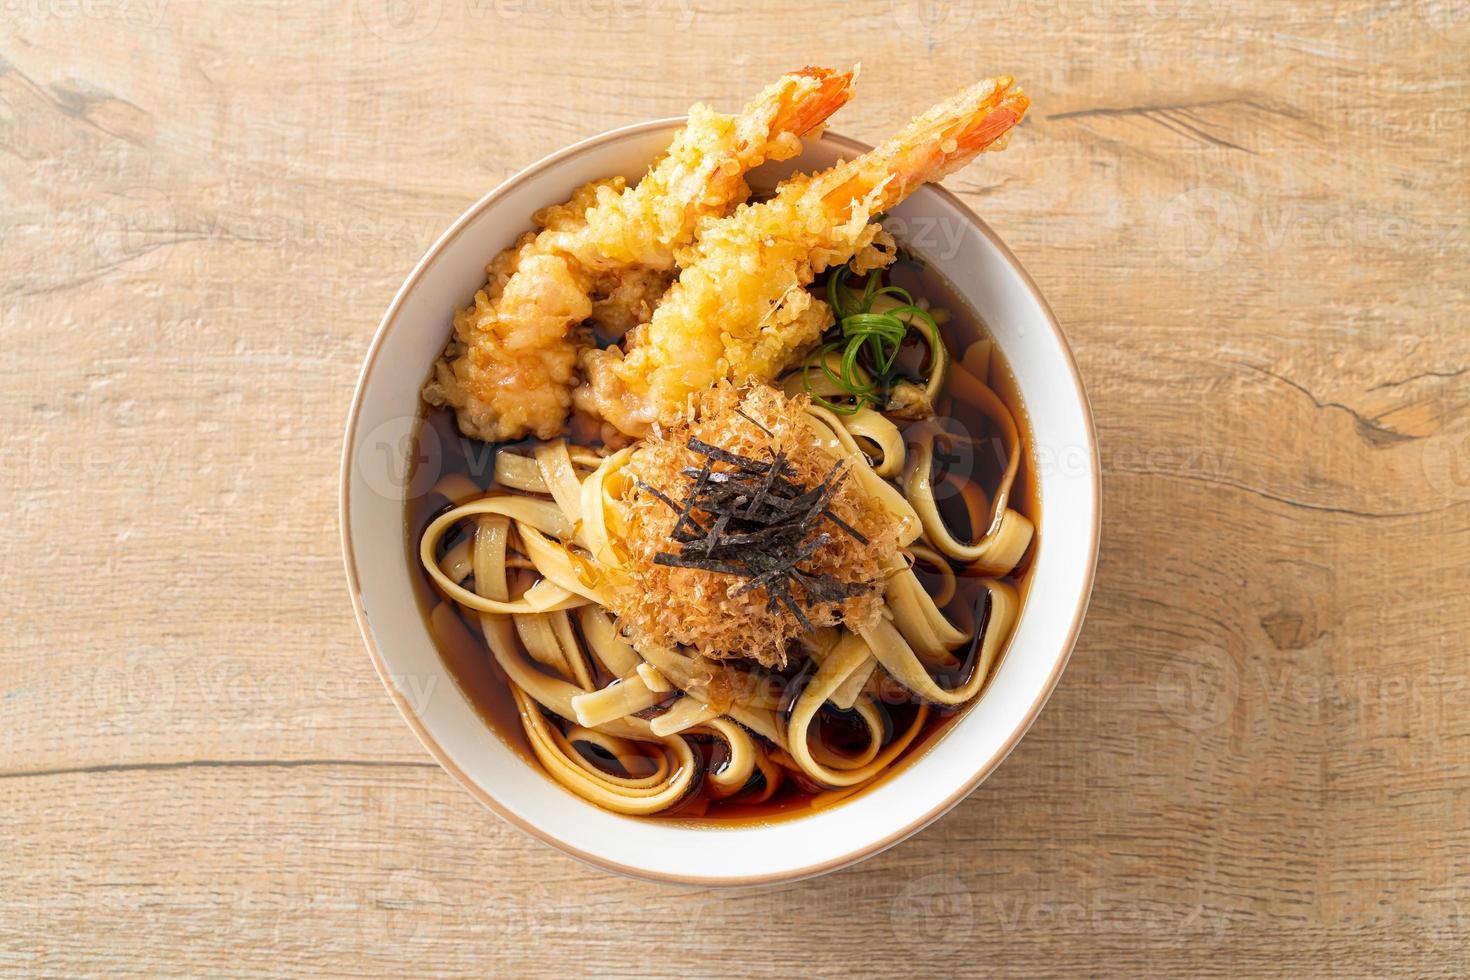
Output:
[339,117,1101,886]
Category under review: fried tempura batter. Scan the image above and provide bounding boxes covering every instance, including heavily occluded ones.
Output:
[423,67,856,442]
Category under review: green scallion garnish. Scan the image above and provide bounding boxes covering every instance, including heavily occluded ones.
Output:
[804,262,942,415]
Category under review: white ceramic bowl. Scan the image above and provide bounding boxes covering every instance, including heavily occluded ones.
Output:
[340,120,1100,885]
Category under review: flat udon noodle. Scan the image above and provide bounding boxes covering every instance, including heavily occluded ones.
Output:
[418,381,1027,815]
[904,362,1035,574]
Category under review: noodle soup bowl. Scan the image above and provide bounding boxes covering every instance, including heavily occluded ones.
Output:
[341,120,1099,884]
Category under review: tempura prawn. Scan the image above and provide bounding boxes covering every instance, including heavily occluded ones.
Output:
[423,67,857,442]
[578,76,1030,436]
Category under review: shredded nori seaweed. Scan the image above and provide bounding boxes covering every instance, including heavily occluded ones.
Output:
[735,407,773,436]
[646,437,874,620]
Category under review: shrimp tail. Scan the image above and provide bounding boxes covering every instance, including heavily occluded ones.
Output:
[955,90,1028,153]
[766,65,858,143]
[825,76,1030,213]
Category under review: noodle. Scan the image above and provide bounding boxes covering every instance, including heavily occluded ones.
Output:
[905,365,1035,574]
[416,355,1032,816]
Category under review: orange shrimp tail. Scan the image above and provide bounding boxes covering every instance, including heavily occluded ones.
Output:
[854,76,1030,211]
[770,66,857,138]
[954,91,1030,154]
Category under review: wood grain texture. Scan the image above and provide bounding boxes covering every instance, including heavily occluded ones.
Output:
[2,0,1467,975]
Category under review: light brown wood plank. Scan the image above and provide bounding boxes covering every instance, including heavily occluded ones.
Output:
[2,0,1467,975]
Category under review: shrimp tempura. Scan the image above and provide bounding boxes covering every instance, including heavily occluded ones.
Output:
[579,76,1030,436]
[424,67,856,442]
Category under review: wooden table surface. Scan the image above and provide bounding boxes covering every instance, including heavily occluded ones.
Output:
[3,1,1467,975]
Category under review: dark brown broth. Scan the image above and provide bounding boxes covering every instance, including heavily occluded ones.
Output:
[403,257,1039,825]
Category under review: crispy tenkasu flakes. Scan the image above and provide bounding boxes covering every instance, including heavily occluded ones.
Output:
[610,383,900,667]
